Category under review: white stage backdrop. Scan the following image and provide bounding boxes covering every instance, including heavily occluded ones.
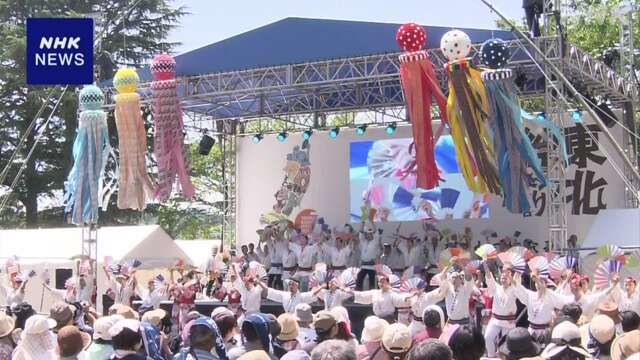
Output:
[236,114,626,248]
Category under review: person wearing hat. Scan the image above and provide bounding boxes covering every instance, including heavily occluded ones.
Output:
[620,311,640,333]
[498,327,541,360]
[295,303,317,351]
[513,270,574,344]
[313,311,338,344]
[311,339,357,360]
[356,221,382,291]
[349,273,408,323]
[108,319,146,360]
[12,314,57,360]
[228,313,273,360]
[57,325,91,359]
[173,316,228,360]
[540,321,591,359]
[0,311,15,359]
[413,305,445,343]
[407,267,447,336]
[87,315,123,360]
[612,277,640,314]
[314,278,352,311]
[260,275,317,314]
[571,273,618,322]
[50,301,74,334]
[231,263,263,316]
[110,304,140,320]
[581,314,616,359]
[407,338,452,360]
[440,264,474,326]
[482,261,520,357]
[273,313,301,358]
[213,307,240,352]
[381,241,406,277]
[382,323,412,360]
[103,264,138,307]
[611,329,640,360]
[357,316,389,360]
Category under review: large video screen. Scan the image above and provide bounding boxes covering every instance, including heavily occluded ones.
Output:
[349,136,490,222]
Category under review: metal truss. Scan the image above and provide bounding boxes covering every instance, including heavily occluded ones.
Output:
[542,0,568,253]
[220,128,237,248]
[81,224,98,282]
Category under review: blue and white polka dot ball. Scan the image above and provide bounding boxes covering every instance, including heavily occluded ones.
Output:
[480,38,509,69]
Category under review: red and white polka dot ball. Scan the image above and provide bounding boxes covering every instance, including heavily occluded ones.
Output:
[396,23,426,52]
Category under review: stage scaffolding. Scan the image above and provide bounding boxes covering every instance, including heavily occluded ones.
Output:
[102,18,638,250]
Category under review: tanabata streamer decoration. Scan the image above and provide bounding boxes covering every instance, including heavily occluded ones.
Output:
[113,67,155,210]
[441,30,501,195]
[150,54,194,201]
[396,23,449,189]
[479,39,547,213]
[64,85,111,225]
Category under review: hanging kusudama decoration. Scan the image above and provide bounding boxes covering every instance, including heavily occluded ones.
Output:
[479,39,547,213]
[150,54,194,201]
[113,67,155,210]
[396,23,448,190]
[441,30,501,195]
[64,85,110,225]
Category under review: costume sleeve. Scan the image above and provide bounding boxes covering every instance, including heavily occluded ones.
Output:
[353,290,376,305]
[512,283,533,305]
[485,271,497,292]
[548,289,575,309]
[425,286,446,304]
[266,288,286,303]
[300,291,318,304]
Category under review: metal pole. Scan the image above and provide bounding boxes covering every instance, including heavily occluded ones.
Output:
[479,0,640,185]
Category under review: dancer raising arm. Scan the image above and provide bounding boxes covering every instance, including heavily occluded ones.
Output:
[259,276,317,314]
[482,260,519,357]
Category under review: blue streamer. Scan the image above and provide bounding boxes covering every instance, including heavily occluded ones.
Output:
[63,110,110,224]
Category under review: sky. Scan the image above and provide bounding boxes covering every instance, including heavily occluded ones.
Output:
[168,0,524,54]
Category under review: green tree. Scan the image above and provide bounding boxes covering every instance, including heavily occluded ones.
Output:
[0,0,186,227]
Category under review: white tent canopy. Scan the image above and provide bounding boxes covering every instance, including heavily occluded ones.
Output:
[0,225,191,267]
[175,240,220,269]
[580,208,640,255]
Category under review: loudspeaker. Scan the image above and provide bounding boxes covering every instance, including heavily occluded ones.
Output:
[55,268,73,290]
[199,134,216,155]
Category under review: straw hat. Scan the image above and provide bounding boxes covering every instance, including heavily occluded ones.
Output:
[277,314,299,341]
[141,309,166,327]
[0,312,15,338]
[93,315,124,341]
[611,330,640,360]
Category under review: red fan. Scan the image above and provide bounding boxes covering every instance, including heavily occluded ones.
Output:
[497,252,526,274]
[429,273,442,287]
[527,256,550,279]
[466,260,483,273]
[594,260,622,289]
[400,277,427,293]
[339,267,359,289]
[439,248,471,268]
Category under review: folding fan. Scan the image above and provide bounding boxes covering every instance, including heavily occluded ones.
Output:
[465,260,483,273]
[626,250,640,268]
[309,269,328,289]
[429,273,442,287]
[475,244,498,260]
[375,264,392,275]
[403,266,423,279]
[127,258,142,269]
[28,269,37,278]
[527,256,550,279]
[153,274,165,288]
[594,260,623,289]
[400,277,427,293]
[247,262,268,282]
[596,244,624,261]
[439,248,471,268]
[497,252,526,273]
[339,267,359,289]
[508,246,535,261]
[389,274,402,290]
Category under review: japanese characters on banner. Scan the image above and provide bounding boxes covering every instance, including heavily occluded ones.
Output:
[525,120,623,217]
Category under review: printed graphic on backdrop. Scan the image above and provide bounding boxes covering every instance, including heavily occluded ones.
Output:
[525,122,617,217]
[26,18,94,85]
[260,140,312,225]
[349,136,490,222]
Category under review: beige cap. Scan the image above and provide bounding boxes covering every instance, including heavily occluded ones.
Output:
[382,323,412,353]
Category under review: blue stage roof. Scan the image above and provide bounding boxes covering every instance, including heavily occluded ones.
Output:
[126,17,515,82]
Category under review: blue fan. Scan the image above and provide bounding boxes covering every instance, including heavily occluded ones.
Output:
[127,259,142,268]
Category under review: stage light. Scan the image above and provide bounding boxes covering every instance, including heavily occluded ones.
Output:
[252,134,264,144]
[386,122,397,135]
[356,125,367,136]
[571,109,582,122]
[302,129,313,140]
[198,131,216,155]
[536,112,546,121]
[329,127,340,138]
[277,131,288,142]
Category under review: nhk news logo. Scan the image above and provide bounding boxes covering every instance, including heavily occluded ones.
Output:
[26,18,94,85]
